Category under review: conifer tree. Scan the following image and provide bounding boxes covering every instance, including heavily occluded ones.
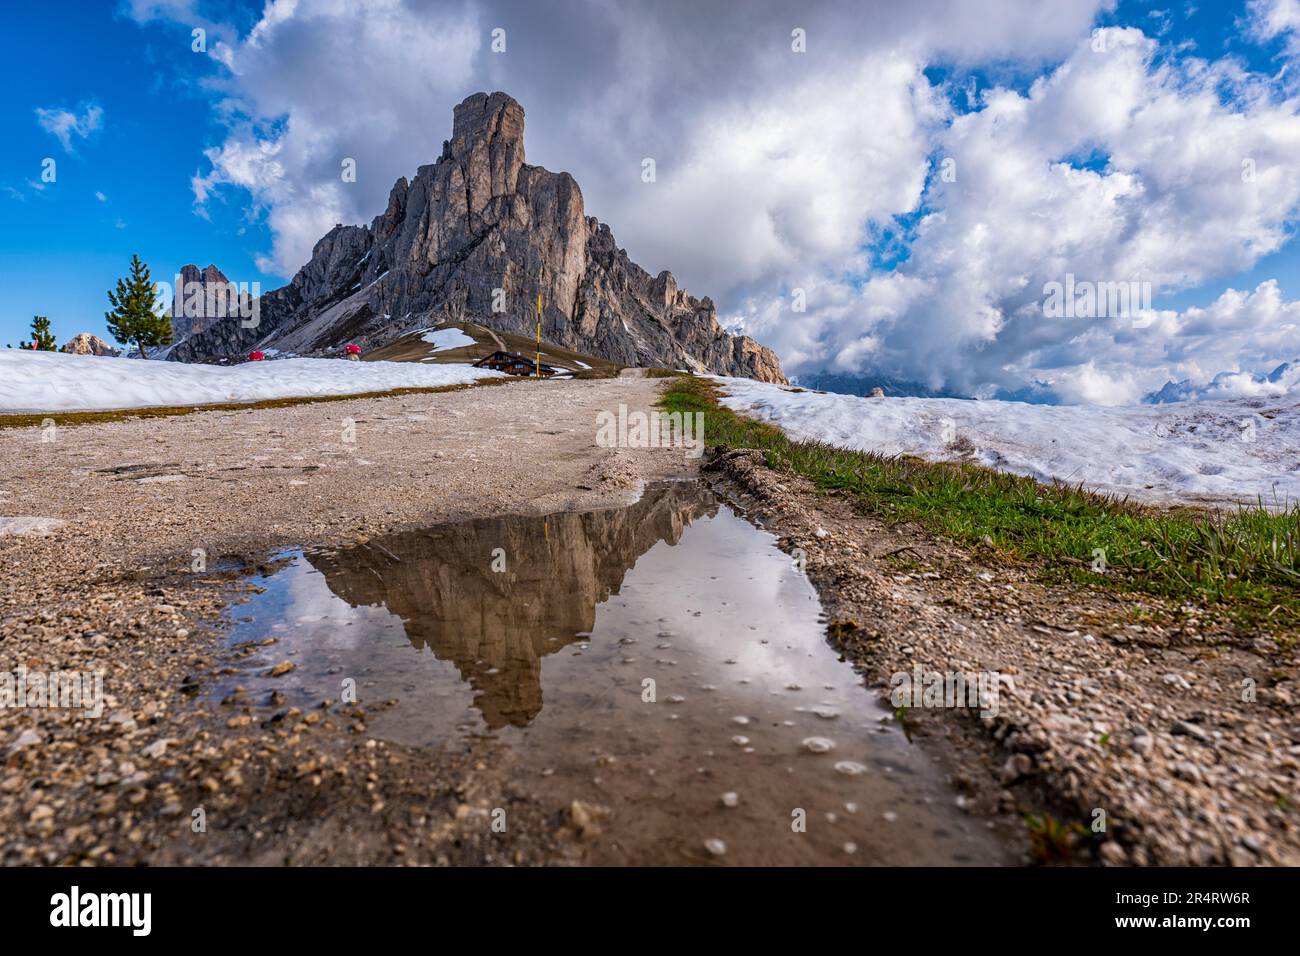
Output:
[105,254,172,358]
[18,315,57,351]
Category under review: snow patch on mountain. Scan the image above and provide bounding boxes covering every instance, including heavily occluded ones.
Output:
[419,328,476,352]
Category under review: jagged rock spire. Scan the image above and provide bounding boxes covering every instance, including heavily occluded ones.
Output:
[168,92,787,383]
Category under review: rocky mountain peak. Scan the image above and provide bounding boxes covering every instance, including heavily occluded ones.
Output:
[170,262,239,342]
[448,91,525,162]
[60,332,119,357]
[650,271,680,310]
[168,91,787,383]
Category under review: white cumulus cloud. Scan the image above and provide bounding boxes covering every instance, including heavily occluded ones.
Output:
[129,0,1300,403]
[740,27,1300,403]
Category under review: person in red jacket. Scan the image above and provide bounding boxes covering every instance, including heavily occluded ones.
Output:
[345,343,362,362]
[248,350,265,362]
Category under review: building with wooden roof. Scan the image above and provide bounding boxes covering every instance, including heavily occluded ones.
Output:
[472,350,558,377]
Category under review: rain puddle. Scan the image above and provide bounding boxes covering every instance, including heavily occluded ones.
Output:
[220,481,1015,865]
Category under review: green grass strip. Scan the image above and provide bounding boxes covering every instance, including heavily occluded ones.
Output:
[661,375,1300,630]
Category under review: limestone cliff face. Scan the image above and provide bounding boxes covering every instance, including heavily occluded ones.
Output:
[169,92,787,383]
[306,483,716,728]
[168,263,246,343]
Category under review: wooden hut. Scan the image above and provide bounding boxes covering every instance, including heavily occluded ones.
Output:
[473,350,558,377]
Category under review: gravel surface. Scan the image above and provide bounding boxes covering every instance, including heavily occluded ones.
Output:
[0,373,688,865]
[704,448,1300,866]
[3,373,1295,866]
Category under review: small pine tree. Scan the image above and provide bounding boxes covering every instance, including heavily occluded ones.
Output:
[17,315,57,351]
[105,254,172,358]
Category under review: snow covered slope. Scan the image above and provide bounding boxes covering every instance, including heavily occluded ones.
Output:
[0,350,504,413]
[418,328,476,352]
[716,377,1300,507]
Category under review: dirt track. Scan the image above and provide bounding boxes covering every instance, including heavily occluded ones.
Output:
[1,373,1295,866]
[0,371,685,578]
[0,372,690,865]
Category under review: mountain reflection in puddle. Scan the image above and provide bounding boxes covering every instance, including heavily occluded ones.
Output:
[223,481,1015,865]
[306,481,716,729]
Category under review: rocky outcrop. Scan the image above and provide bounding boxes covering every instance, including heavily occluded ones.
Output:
[60,333,118,357]
[168,263,250,344]
[170,91,786,382]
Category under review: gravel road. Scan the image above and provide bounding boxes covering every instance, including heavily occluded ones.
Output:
[3,372,1294,867]
[0,372,691,865]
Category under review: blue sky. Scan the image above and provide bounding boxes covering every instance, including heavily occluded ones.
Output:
[0,1,271,347]
[4,0,1300,405]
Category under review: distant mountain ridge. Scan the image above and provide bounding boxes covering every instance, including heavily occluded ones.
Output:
[168,263,249,344]
[168,92,786,383]
[60,333,118,357]
[1144,360,1300,403]
[801,363,1300,406]
[791,371,966,399]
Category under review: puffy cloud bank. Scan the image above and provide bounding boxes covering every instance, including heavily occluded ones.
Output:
[132,0,1300,403]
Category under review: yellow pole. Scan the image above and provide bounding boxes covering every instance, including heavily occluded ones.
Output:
[536,291,542,377]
